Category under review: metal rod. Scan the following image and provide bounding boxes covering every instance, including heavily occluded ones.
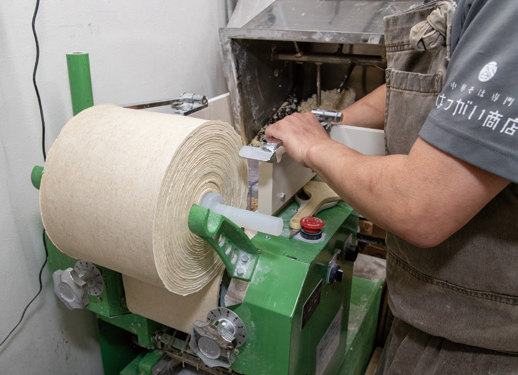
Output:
[293,41,303,57]
[66,52,94,115]
[316,63,322,107]
[123,93,208,115]
[338,63,356,93]
[272,52,384,67]
[124,99,180,110]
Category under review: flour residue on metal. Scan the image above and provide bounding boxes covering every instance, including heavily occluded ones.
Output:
[250,88,355,146]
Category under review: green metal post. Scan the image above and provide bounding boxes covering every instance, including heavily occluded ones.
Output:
[66,52,94,115]
[31,165,44,189]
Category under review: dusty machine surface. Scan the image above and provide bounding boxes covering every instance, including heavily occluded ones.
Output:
[37,170,382,375]
[220,0,421,145]
[30,1,427,373]
[220,0,420,217]
[33,65,384,374]
[33,95,385,375]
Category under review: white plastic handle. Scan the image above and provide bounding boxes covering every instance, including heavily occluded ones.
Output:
[200,192,283,236]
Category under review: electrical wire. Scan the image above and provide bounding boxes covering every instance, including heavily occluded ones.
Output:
[32,0,46,161]
[0,231,49,348]
[0,0,49,350]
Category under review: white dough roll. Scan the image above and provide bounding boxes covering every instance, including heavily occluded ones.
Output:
[40,104,248,296]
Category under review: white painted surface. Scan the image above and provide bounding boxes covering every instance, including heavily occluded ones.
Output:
[258,155,316,216]
[330,125,385,156]
[0,1,231,373]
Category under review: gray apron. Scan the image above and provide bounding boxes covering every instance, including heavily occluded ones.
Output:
[376,1,518,373]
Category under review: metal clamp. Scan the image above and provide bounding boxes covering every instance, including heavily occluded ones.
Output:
[123,92,208,115]
[190,307,246,368]
[311,109,343,130]
[239,110,343,163]
[170,93,208,115]
[52,260,104,310]
[239,137,284,163]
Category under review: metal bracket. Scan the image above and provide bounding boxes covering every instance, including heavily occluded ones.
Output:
[311,109,343,130]
[239,110,343,163]
[239,138,284,163]
[123,92,208,115]
[189,307,246,369]
[188,205,259,281]
[170,93,208,115]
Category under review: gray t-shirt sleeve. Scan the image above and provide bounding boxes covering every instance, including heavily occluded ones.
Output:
[419,0,518,183]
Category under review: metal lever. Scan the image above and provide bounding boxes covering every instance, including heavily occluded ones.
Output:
[123,92,208,115]
[260,138,285,163]
[311,109,343,130]
[338,63,356,93]
[190,307,247,368]
[170,93,208,115]
[239,110,342,163]
[239,138,285,163]
[188,205,260,281]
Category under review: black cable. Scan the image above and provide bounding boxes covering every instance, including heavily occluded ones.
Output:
[0,230,49,348]
[32,0,46,161]
[0,0,49,350]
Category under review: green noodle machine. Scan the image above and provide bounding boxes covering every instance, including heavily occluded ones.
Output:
[30,0,405,369]
[34,160,382,374]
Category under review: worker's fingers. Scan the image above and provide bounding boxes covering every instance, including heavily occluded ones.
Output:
[266,112,330,167]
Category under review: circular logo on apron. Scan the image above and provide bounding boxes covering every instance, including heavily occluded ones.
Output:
[478,61,498,82]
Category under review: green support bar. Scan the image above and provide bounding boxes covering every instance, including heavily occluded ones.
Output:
[31,165,44,189]
[32,52,95,191]
[188,204,260,281]
[66,52,94,115]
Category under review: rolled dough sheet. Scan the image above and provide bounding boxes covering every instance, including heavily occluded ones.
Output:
[123,271,223,333]
[40,104,247,295]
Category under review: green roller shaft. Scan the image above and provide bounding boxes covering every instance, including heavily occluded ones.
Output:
[66,52,94,115]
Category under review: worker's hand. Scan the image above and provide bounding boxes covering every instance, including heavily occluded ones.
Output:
[266,112,331,168]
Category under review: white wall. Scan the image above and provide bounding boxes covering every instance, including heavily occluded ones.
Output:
[0,1,231,373]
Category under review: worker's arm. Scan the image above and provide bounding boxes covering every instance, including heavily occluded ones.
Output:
[336,84,386,129]
[265,113,510,248]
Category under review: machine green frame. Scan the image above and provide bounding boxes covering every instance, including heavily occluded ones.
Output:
[31,53,384,373]
[35,160,382,374]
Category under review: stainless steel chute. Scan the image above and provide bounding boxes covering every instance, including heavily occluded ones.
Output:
[220,0,421,144]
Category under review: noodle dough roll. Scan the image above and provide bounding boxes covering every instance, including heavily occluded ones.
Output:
[40,104,247,295]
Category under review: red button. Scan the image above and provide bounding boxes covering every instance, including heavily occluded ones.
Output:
[300,216,325,233]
